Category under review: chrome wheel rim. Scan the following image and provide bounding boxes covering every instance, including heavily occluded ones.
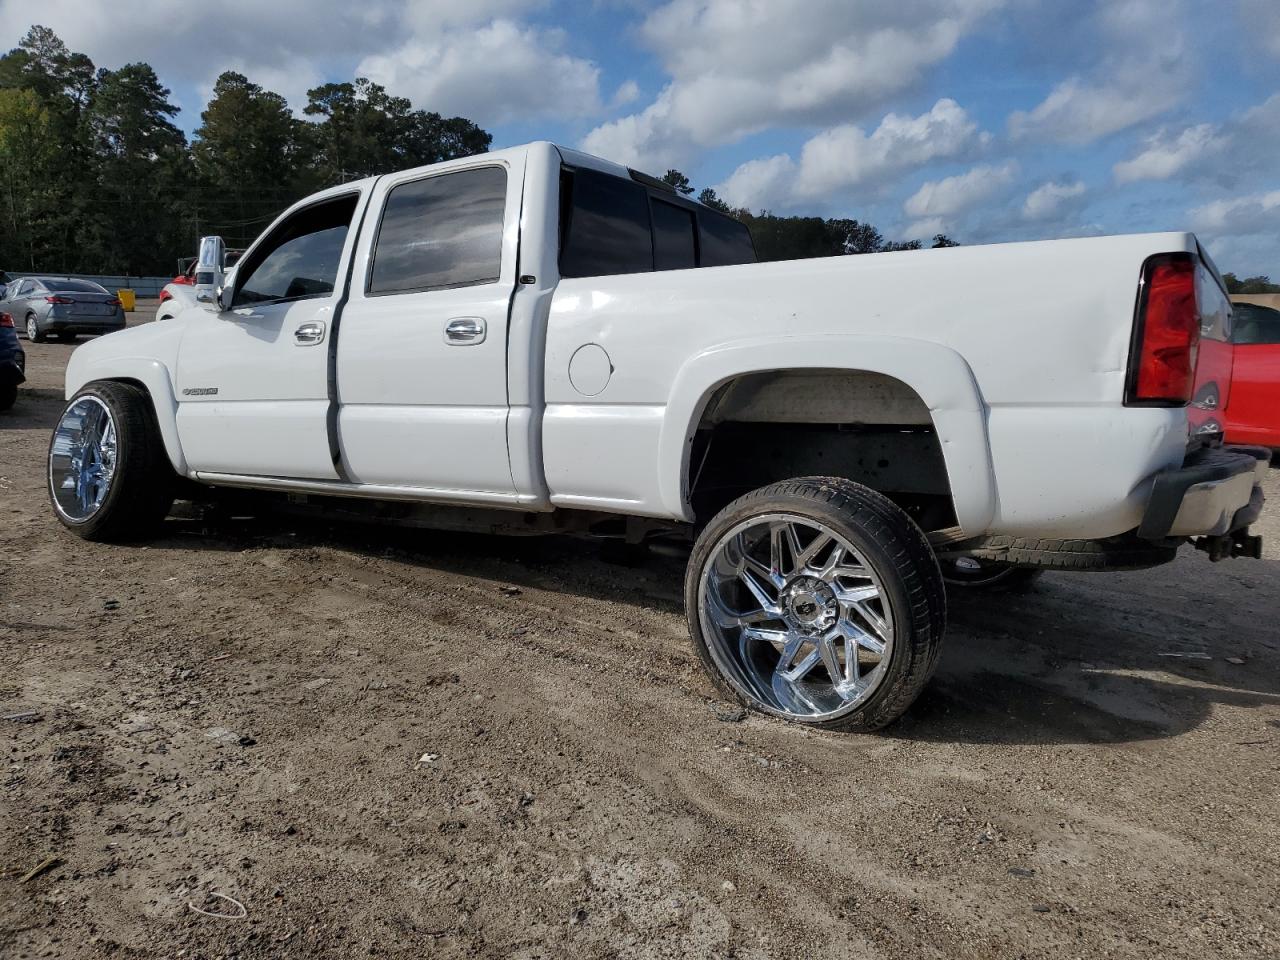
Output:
[698,513,895,721]
[49,396,118,523]
[26,317,37,340]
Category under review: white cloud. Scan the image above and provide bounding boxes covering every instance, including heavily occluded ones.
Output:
[1111,93,1280,186]
[580,0,1004,168]
[904,162,1017,219]
[0,1,583,125]
[1112,125,1221,183]
[1191,190,1280,235]
[358,20,601,125]
[610,80,641,109]
[1009,0,1190,145]
[903,217,948,241]
[715,99,988,211]
[717,155,798,212]
[1021,180,1087,220]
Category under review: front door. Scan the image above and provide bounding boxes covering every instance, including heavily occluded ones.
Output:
[336,158,521,498]
[175,188,368,479]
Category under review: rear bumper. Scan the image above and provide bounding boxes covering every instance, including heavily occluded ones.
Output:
[1137,444,1269,539]
[0,359,24,386]
[44,317,126,334]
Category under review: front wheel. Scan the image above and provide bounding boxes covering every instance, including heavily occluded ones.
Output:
[686,477,946,732]
[48,381,175,541]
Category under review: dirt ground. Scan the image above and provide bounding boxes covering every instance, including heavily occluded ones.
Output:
[2,305,1279,960]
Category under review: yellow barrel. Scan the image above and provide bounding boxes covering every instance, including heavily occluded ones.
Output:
[116,289,136,312]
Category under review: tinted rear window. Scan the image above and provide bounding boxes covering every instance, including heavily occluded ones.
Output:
[652,199,697,271]
[369,166,507,295]
[698,212,756,267]
[44,279,107,293]
[560,168,653,278]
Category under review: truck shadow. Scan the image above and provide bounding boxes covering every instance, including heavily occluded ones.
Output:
[149,507,1280,748]
[895,568,1280,745]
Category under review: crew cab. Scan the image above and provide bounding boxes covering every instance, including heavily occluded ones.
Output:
[48,142,1268,732]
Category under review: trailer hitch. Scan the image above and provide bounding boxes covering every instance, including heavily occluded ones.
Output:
[1192,529,1263,562]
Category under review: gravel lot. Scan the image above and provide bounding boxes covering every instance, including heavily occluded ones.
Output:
[2,306,1279,959]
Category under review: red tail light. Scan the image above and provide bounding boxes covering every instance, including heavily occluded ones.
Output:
[0,313,12,328]
[107,297,122,306]
[1126,254,1200,405]
[45,295,74,304]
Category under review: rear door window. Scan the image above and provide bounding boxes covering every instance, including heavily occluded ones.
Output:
[651,199,697,271]
[368,166,507,295]
[560,168,653,278]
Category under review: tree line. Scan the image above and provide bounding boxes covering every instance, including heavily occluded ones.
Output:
[0,24,952,279]
[659,170,958,258]
[0,26,490,276]
[1222,273,1280,295]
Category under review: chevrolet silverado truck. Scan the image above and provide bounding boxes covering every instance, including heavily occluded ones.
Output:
[48,141,1268,731]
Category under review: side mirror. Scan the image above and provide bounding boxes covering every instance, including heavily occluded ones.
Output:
[194,236,227,311]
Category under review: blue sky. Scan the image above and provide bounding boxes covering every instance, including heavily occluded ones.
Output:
[3,0,1279,274]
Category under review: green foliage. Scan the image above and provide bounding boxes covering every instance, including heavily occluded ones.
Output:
[0,25,492,275]
[1222,273,1280,294]
[661,168,694,195]
[697,187,731,212]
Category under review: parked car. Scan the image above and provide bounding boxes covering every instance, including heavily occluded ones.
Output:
[47,142,1268,732]
[156,249,243,322]
[1223,302,1280,449]
[6,276,126,342]
[0,306,24,410]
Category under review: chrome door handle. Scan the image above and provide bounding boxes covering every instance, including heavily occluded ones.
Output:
[444,317,486,345]
[294,321,325,345]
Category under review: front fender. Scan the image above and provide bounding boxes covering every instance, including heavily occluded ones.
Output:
[658,335,997,534]
[66,353,188,476]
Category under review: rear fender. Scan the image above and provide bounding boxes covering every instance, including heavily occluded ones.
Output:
[659,335,997,534]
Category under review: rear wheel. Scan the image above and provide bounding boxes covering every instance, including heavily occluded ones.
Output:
[686,477,946,732]
[48,381,174,541]
[26,314,45,343]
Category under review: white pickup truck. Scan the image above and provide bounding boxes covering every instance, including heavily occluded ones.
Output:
[50,141,1268,731]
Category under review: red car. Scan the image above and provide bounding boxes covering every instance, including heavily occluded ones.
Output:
[1224,302,1280,449]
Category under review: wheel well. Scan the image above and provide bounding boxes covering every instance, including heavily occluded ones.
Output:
[687,369,956,532]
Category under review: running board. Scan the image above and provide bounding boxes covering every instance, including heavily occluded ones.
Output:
[192,472,550,511]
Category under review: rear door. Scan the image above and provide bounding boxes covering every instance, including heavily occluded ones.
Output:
[336,155,523,498]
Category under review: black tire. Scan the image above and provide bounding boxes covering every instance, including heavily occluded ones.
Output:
[26,314,46,343]
[940,558,1043,592]
[0,381,15,411]
[48,381,175,542]
[685,477,946,732]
